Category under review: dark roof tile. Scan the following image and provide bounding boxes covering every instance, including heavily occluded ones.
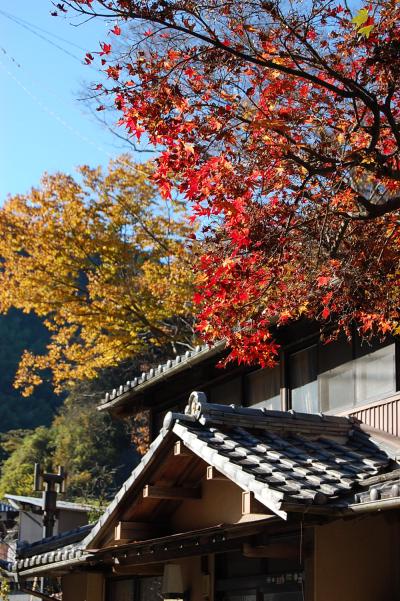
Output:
[170,393,392,517]
[76,394,399,550]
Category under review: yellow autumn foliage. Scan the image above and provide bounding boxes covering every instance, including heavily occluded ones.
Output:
[0,156,195,394]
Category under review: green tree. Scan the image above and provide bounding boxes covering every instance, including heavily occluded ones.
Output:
[0,371,139,501]
[0,426,53,498]
[51,383,137,500]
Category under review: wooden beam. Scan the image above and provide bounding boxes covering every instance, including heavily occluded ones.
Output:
[242,492,268,515]
[20,588,58,601]
[113,564,164,576]
[174,441,192,457]
[206,466,228,481]
[115,521,161,542]
[143,485,201,500]
[116,536,248,567]
[242,542,298,559]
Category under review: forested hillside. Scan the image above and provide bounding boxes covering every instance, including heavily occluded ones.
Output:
[0,310,139,501]
[0,309,61,431]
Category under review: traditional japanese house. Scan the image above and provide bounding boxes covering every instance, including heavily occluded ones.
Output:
[11,325,400,601]
[97,323,400,439]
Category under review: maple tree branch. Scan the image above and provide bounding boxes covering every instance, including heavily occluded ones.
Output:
[353,192,400,218]
[381,102,400,148]
[65,1,356,99]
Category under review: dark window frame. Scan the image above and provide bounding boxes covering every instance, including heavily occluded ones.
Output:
[243,332,399,414]
[286,333,398,413]
[106,575,163,601]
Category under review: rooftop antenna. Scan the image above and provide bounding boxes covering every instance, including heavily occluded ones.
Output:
[34,464,66,538]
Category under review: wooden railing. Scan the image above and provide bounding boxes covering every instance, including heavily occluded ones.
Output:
[337,392,400,438]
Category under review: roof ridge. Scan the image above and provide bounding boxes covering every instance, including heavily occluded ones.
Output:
[17,524,94,558]
[99,342,225,410]
[161,391,355,437]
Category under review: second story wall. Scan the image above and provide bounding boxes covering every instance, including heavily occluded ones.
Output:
[99,323,399,441]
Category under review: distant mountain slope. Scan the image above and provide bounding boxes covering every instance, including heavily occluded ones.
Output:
[0,309,62,431]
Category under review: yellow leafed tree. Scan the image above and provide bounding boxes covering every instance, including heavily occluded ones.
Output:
[0,156,195,395]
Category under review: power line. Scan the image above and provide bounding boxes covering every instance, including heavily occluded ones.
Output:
[0,8,84,64]
[0,56,154,180]
[1,43,91,113]
[0,8,87,52]
[0,46,21,69]
[0,11,155,180]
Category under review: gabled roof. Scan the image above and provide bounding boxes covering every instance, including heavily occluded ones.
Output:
[83,393,396,548]
[13,394,400,575]
[5,495,93,513]
[98,342,225,412]
[171,394,391,518]
[17,524,93,558]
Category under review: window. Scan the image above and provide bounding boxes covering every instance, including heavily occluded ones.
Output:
[215,551,303,601]
[354,342,396,404]
[139,577,163,601]
[318,339,354,412]
[290,346,318,414]
[107,577,162,601]
[245,366,281,410]
[289,337,397,414]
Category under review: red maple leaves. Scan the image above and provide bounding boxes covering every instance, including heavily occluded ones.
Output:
[68,0,400,365]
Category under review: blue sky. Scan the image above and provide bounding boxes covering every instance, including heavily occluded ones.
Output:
[0,1,131,200]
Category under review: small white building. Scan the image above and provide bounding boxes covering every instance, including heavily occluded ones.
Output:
[4,494,92,549]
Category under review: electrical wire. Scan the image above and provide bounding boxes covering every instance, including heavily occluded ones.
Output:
[0,55,154,181]
[0,8,86,52]
[0,7,103,74]
[0,11,156,182]
[0,8,83,64]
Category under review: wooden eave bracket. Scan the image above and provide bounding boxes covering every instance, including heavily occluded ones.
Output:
[206,466,228,481]
[242,491,271,516]
[174,441,192,457]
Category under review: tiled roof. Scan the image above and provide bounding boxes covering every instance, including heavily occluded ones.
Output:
[0,559,13,574]
[16,543,89,574]
[15,524,94,574]
[84,394,397,548]
[18,524,93,558]
[98,342,224,411]
[171,393,392,518]
[0,501,16,514]
[354,469,400,505]
[15,394,399,570]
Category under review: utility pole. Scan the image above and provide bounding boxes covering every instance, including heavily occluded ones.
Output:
[33,464,66,539]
